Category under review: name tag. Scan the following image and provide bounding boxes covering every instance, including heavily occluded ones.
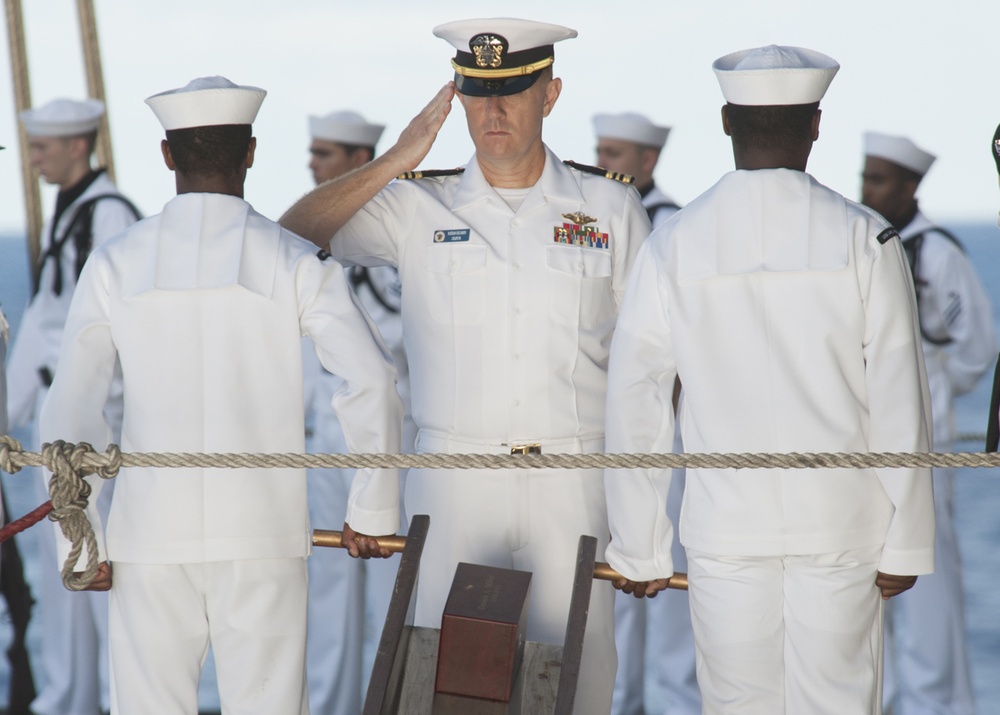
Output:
[433,229,470,243]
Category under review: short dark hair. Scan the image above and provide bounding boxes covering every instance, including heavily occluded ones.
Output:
[725,102,819,151]
[165,124,252,178]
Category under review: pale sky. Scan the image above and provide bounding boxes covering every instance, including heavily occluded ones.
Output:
[3,0,1000,240]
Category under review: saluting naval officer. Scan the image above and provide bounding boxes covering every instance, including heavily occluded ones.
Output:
[281,18,651,713]
[301,109,413,714]
[7,97,140,715]
[39,76,402,714]
[593,111,699,715]
[603,46,936,714]
[861,133,994,715]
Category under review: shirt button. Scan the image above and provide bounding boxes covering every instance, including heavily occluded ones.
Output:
[512,263,521,271]
[513,353,520,360]
[513,399,521,407]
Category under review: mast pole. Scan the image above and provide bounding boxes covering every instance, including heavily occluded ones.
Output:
[76,0,114,180]
[4,0,42,283]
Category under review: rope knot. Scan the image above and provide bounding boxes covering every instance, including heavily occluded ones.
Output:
[41,440,105,591]
[0,435,25,475]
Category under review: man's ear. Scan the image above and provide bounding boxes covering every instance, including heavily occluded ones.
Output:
[160,139,176,171]
[245,137,256,169]
[811,109,822,141]
[721,105,732,137]
[542,76,562,118]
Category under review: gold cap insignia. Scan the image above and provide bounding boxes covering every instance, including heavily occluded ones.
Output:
[562,211,597,225]
[470,34,507,69]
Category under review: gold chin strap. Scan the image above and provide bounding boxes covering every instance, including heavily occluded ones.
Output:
[451,56,553,79]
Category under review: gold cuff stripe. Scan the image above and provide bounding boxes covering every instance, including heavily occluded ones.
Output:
[451,57,554,79]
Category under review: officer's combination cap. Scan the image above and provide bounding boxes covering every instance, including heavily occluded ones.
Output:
[433,17,576,97]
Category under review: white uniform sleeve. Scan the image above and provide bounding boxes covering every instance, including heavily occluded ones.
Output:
[612,187,653,306]
[298,255,403,536]
[926,242,996,396]
[329,184,410,268]
[861,232,936,575]
[38,254,116,571]
[604,238,677,582]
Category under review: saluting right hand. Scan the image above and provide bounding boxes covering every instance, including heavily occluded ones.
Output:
[385,82,456,173]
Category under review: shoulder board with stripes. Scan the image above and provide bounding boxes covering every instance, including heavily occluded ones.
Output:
[396,168,466,180]
[563,160,635,185]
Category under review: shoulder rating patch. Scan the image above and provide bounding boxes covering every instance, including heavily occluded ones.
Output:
[433,228,470,243]
[554,220,609,249]
[876,228,899,245]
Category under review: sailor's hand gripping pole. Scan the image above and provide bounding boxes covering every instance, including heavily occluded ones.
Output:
[312,528,689,590]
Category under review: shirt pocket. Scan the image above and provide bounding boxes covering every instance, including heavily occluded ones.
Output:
[423,244,488,325]
[545,246,614,329]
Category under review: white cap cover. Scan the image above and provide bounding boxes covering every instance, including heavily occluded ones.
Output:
[713,45,839,106]
[864,132,936,176]
[593,112,670,148]
[145,76,266,131]
[20,98,105,137]
[309,111,385,147]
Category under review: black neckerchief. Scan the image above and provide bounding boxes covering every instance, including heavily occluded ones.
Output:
[52,169,103,230]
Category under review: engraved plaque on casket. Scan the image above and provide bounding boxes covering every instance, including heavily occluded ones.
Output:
[435,562,532,702]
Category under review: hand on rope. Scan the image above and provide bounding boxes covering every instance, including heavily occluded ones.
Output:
[41,440,122,591]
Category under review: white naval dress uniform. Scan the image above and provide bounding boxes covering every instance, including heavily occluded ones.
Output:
[303,265,414,715]
[5,170,138,715]
[39,192,402,715]
[331,145,650,715]
[882,210,994,715]
[612,186,700,715]
[605,169,936,715]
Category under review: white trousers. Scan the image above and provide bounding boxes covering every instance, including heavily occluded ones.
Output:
[686,546,884,715]
[612,465,700,715]
[405,465,616,715]
[882,466,974,715]
[108,559,308,715]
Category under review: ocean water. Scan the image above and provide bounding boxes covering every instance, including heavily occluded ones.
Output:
[1,224,999,711]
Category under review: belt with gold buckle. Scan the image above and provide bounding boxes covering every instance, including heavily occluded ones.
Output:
[509,443,542,456]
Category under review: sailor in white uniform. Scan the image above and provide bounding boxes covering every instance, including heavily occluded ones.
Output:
[594,111,699,715]
[282,18,651,714]
[301,109,413,714]
[39,76,402,715]
[604,46,936,715]
[7,97,140,715]
[861,133,995,715]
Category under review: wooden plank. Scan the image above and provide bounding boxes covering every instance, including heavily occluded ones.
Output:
[552,535,597,715]
[362,514,430,715]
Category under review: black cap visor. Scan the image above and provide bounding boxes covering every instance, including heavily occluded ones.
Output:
[454,69,543,97]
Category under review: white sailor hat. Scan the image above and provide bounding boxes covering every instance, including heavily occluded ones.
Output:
[593,113,670,149]
[20,98,105,137]
[145,76,266,131]
[713,45,839,106]
[864,132,936,176]
[309,111,385,147]
[433,17,576,97]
